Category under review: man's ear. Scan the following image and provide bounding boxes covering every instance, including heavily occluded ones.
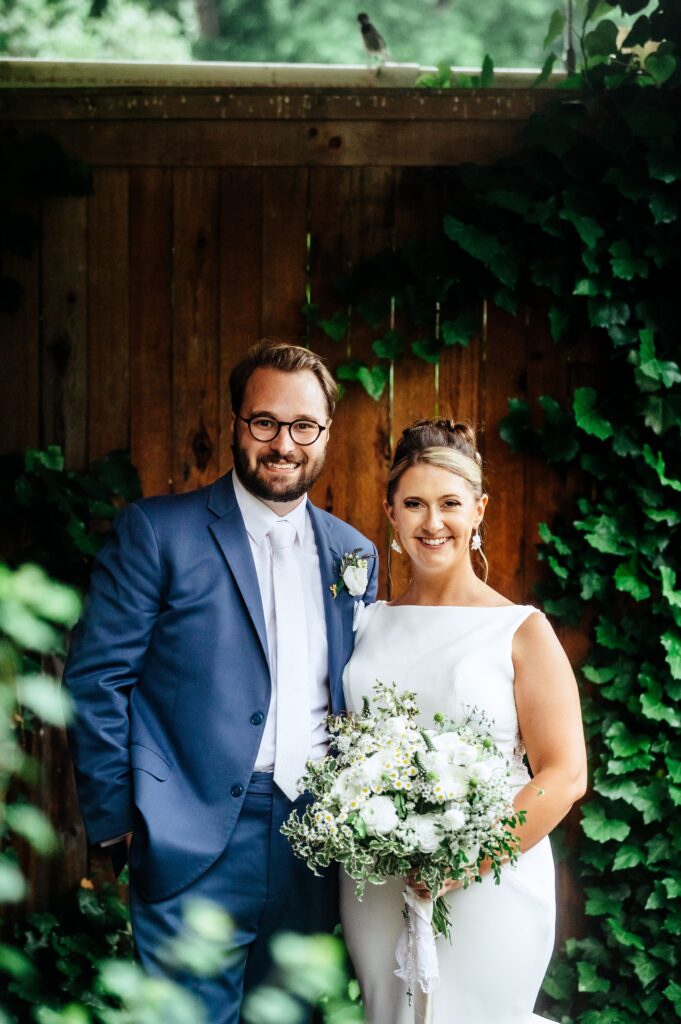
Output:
[230,412,236,433]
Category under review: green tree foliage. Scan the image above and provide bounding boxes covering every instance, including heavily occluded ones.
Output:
[1,0,556,68]
[307,2,681,1018]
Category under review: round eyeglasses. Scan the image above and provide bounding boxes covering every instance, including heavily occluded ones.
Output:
[240,416,327,446]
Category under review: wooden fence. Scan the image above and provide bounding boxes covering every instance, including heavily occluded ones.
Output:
[1,69,597,946]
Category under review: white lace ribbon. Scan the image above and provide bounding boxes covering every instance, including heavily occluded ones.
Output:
[394,888,440,995]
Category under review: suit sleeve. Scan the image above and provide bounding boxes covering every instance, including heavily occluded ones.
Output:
[63,502,163,845]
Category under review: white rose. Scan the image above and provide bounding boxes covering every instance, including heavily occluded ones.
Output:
[343,563,368,597]
[432,734,478,765]
[359,795,400,835]
[441,806,467,832]
[469,758,505,785]
[407,813,441,853]
[439,766,470,801]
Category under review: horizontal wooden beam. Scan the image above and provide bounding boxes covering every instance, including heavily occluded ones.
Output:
[3,117,529,166]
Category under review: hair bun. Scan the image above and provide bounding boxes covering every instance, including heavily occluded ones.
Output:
[397,418,480,463]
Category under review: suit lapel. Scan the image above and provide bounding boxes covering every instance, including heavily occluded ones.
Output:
[207,473,269,665]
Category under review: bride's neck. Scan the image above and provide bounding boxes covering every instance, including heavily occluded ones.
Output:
[398,562,486,607]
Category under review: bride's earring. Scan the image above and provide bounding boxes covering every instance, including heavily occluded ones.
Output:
[391,534,402,554]
[470,528,482,551]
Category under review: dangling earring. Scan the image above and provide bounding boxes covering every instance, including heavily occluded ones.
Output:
[470,528,482,552]
[391,534,402,554]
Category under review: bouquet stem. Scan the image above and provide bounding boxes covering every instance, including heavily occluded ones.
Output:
[431,894,452,941]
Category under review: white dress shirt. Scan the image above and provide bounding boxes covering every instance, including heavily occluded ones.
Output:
[232,471,330,769]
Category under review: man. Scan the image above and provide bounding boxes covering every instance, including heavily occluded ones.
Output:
[64,340,379,1022]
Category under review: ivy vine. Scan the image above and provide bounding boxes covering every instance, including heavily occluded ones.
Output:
[306,2,681,1020]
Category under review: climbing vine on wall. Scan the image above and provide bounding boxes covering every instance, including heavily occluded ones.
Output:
[307,2,681,1020]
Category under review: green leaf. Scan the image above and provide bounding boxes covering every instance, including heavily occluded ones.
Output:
[577,959,610,993]
[17,674,72,726]
[411,338,441,364]
[614,558,651,601]
[371,329,405,360]
[589,299,630,329]
[612,845,645,871]
[573,387,614,440]
[581,803,631,843]
[538,395,580,463]
[645,53,678,86]
[643,445,681,491]
[25,446,64,472]
[443,216,517,287]
[544,9,565,47]
[642,394,681,435]
[647,140,681,184]
[538,522,571,557]
[559,208,604,249]
[0,855,27,903]
[548,303,570,341]
[661,632,681,680]
[441,310,478,346]
[632,951,664,988]
[664,980,681,1014]
[584,18,619,56]
[5,804,58,855]
[319,311,349,342]
[356,364,389,401]
[480,54,494,88]
[636,330,681,387]
[609,239,648,281]
[649,192,677,225]
[498,398,536,454]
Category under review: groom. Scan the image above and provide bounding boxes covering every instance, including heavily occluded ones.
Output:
[64,339,379,1022]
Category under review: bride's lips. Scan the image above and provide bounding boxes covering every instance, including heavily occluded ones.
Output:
[415,536,452,548]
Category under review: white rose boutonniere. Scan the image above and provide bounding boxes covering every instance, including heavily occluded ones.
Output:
[330,548,374,599]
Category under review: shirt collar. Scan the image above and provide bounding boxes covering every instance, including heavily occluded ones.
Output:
[232,470,308,547]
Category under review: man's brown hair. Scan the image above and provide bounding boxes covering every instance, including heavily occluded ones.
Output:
[229,339,338,420]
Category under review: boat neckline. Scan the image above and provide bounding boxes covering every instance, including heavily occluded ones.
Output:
[378,600,529,610]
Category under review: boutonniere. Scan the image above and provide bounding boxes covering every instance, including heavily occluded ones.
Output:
[330,548,374,599]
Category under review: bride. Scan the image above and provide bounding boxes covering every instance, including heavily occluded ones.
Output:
[340,419,587,1024]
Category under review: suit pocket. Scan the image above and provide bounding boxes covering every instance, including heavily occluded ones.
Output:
[131,743,171,780]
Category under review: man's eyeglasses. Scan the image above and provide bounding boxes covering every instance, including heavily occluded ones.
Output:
[240,416,327,446]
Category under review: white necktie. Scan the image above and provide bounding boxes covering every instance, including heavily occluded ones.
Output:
[269,519,311,800]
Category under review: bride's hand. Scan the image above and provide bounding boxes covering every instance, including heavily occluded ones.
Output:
[406,873,464,899]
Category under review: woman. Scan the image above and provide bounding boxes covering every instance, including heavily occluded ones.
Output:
[340,419,587,1024]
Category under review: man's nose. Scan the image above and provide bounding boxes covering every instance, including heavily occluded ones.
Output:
[269,427,296,456]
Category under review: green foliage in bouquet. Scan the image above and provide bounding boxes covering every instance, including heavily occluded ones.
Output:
[303,2,681,1018]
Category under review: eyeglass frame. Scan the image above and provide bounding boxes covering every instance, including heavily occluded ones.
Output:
[239,415,328,446]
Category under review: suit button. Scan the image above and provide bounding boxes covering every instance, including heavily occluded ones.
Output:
[231,784,243,798]
[250,711,264,726]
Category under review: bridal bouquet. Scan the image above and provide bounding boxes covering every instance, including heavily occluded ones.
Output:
[282,682,525,993]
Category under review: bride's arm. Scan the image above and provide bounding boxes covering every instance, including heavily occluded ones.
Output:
[464,611,587,886]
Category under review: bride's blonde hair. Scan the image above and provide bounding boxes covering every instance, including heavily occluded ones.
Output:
[387,419,488,581]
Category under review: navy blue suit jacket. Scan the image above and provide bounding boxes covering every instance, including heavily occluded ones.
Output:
[64,471,378,901]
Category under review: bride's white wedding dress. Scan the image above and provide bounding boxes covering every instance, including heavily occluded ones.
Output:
[340,601,557,1024]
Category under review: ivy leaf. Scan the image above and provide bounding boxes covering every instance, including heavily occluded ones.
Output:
[609,240,648,280]
[647,140,681,184]
[649,193,677,225]
[559,208,604,249]
[480,54,495,88]
[357,364,389,401]
[441,310,478,346]
[642,394,681,435]
[544,9,566,47]
[372,330,405,361]
[498,398,537,454]
[538,522,572,557]
[636,330,681,387]
[661,632,681,680]
[614,558,651,601]
[588,299,630,329]
[664,980,681,1015]
[584,18,619,57]
[645,53,678,86]
[661,567,681,611]
[577,959,610,993]
[5,803,58,855]
[319,311,349,342]
[632,951,664,988]
[548,303,570,341]
[411,338,441,364]
[581,803,631,843]
[537,395,580,463]
[643,445,681,491]
[573,387,614,440]
[612,845,645,871]
[443,216,517,287]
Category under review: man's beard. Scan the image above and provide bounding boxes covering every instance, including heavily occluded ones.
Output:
[232,442,326,504]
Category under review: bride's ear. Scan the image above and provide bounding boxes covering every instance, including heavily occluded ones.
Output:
[475,493,489,527]
[383,499,397,528]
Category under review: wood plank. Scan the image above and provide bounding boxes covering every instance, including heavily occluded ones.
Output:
[87,169,130,461]
[260,167,308,339]
[41,196,88,468]
[15,120,527,168]
[478,301,528,603]
[0,88,557,123]
[130,168,173,497]
[171,169,220,493]
[217,168,263,476]
[306,166,355,519]
[0,202,40,455]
